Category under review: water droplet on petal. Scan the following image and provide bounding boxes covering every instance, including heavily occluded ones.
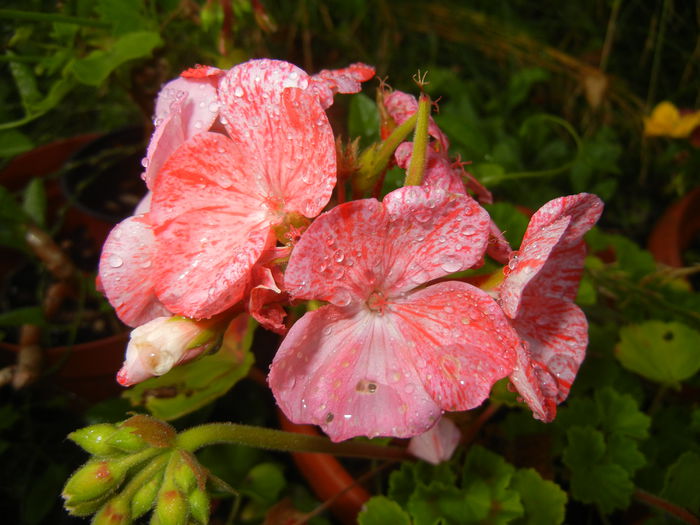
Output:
[109,255,123,268]
[333,289,352,307]
[333,250,344,263]
[208,101,219,112]
[234,86,244,97]
[194,120,203,129]
[140,157,149,168]
[440,254,462,273]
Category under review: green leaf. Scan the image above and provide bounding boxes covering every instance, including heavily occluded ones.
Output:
[660,451,700,513]
[615,321,700,387]
[0,306,45,326]
[504,67,550,110]
[563,427,634,513]
[358,496,412,525]
[569,127,621,193]
[96,0,152,35]
[511,468,567,525]
[348,92,380,148]
[408,481,491,525]
[606,434,646,475]
[471,162,506,186]
[9,57,42,111]
[22,178,47,228]
[22,462,69,524]
[71,31,162,86]
[239,462,286,506]
[0,130,34,157]
[123,316,255,420]
[388,461,456,506]
[594,387,650,440]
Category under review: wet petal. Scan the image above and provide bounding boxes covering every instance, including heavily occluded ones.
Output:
[384,90,450,153]
[154,76,219,140]
[392,281,518,411]
[98,215,170,327]
[310,62,376,108]
[269,305,442,441]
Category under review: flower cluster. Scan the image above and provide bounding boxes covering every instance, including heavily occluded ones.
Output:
[99,59,603,452]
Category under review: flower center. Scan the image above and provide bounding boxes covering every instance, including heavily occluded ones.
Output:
[366,290,389,315]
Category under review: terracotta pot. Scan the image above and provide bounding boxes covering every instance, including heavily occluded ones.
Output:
[648,187,700,267]
[277,411,371,524]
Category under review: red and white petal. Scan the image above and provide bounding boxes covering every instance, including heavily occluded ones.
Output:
[382,186,490,293]
[154,76,219,139]
[487,221,513,265]
[523,193,604,250]
[181,64,225,79]
[530,240,588,302]
[143,96,186,189]
[248,264,288,335]
[391,281,518,412]
[269,305,443,441]
[149,133,274,318]
[384,90,450,153]
[408,416,461,464]
[508,341,556,422]
[218,62,336,218]
[513,295,589,405]
[98,215,170,327]
[395,143,466,195]
[284,198,386,306]
[310,62,375,108]
[498,216,570,318]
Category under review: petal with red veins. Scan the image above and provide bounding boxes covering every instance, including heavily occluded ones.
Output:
[143,96,186,189]
[149,133,274,318]
[384,90,450,153]
[249,264,288,334]
[310,63,375,108]
[487,221,513,265]
[408,416,461,464]
[269,305,443,441]
[382,186,490,293]
[219,62,336,218]
[98,215,170,327]
[513,295,589,405]
[530,240,588,302]
[391,281,518,411]
[498,216,571,318]
[181,64,225,79]
[395,143,466,194]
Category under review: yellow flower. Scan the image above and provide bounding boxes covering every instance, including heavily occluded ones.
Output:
[644,101,700,138]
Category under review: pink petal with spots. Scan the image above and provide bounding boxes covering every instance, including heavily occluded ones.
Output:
[524,193,604,249]
[153,76,219,139]
[249,264,288,335]
[391,282,518,411]
[284,186,489,306]
[513,295,589,407]
[269,304,443,441]
[509,341,556,422]
[408,416,461,464]
[149,132,276,318]
[384,90,450,153]
[98,215,170,327]
[218,61,336,218]
[143,96,186,189]
[310,62,375,108]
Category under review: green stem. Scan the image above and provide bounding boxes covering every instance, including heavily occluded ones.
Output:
[0,8,110,28]
[634,489,700,525]
[404,94,431,186]
[374,113,418,171]
[176,423,410,461]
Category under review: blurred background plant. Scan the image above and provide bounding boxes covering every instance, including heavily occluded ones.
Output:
[1,0,700,524]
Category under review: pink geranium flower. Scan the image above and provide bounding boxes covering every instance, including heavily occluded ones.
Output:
[269,185,519,441]
[100,59,374,323]
[498,193,604,421]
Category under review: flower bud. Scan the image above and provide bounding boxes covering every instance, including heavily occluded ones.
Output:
[117,316,224,386]
[154,488,189,525]
[131,470,163,519]
[172,452,200,494]
[188,487,210,524]
[93,497,131,525]
[68,423,120,456]
[107,425,148,453]
[62,458,128,506]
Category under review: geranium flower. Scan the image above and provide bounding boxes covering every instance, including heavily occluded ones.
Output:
[497,193,604,421]
[269,185,519,441]
[100,59,374,323]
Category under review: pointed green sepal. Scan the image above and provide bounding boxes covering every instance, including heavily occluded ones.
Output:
[92,497,131,525]
[107,425,148,453]
[131,470,164,519]
[68,423,120,456]
[188,487,210,524]
[63,458,128,505]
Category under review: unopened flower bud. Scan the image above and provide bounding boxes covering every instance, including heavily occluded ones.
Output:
[117,316,223,386]
[172,452,200,494]
[62,458,128,505]
[188,487,210,524]
[93,497,131,525]
[131,471,163,520]
[68,423,119,456]
[107,424,148,453]
[155,488,189,525]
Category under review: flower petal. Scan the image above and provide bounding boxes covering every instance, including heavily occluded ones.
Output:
[218,60,336,217]
[310,63,376,108]
[391,281,518,411]
[154,76,219,140]
[98,215,170,327]
[384,90,450,153]
[269,305,442,441]
[149,132,273,318]
[513,295,589,406]
[395,143,466,194]
[408,416,461,464]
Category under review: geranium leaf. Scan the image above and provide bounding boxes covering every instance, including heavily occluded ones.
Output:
[615,321,700,388]
[348,92,380,148]
[358,496,412,525]
[594,387,650,440]
[660,451,700,514]
[408,481,491,525]
[511,468,567,525]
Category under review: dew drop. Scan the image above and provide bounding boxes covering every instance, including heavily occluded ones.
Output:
[333,289,352,307]
[333,250,344,263]
[440,255,462,273]
[193,120,203,130]
[140,157,149,168]
[140,259,152,269]
[109,255,123,268]
[234,86,244,97]
[208,101,219,112]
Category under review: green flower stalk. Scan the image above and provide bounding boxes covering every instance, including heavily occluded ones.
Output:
[404,93,431,186]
